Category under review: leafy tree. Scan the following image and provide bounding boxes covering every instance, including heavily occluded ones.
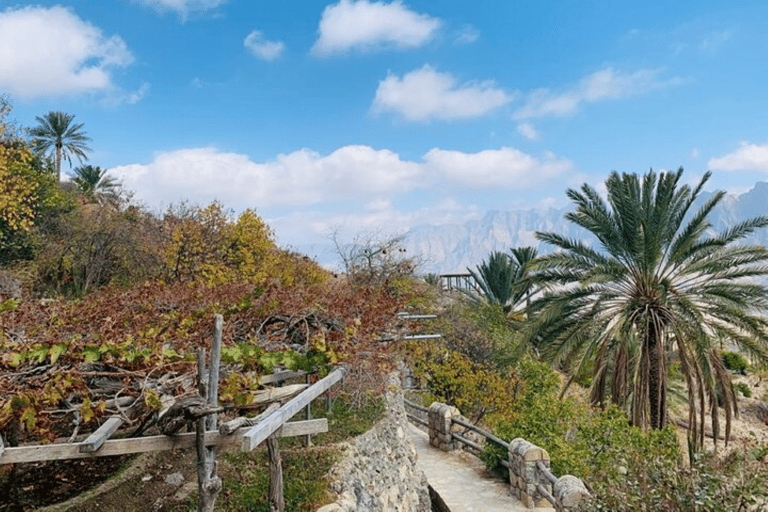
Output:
[531,168,768,451]
[29,111,92,182]
[70,164,120,204]
[468,246,538,313]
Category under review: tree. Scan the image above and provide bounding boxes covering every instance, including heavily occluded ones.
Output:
[531,168,768,451]
[29,111,92,182]
[468,247,538,313]
[71,164,120,204]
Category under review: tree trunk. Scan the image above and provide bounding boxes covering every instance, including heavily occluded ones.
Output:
[56,142,62,182]
[647,320,666,430]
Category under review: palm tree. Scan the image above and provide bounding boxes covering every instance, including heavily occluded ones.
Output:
[70,165,119,203]
[468,246,538,313]
[531,168,768,451]
[29,111,92,182]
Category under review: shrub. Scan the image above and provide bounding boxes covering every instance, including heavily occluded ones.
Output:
[734,381,752,398]
[722,351,750,375]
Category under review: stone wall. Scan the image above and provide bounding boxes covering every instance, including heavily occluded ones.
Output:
[317,376,431,512]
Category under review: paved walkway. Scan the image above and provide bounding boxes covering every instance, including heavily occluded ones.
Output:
[409,424,552,512]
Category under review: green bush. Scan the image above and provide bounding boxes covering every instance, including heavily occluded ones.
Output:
[582,448,768,512]
[722,351,750,375]
[734,381,752,398]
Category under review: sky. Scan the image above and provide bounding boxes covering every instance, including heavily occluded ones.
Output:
[2,0,768,266]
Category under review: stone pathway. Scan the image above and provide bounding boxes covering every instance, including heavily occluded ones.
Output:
[409,424,553,512]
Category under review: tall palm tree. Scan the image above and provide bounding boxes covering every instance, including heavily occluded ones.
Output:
[70,165,119,203]
[531,168,768,451]
[29,111,92,182]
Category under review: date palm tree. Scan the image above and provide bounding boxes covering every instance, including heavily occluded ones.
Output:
[29,111,92,182]
[468,246,538,313]
[531,168,768,451]
[70,165,119,204]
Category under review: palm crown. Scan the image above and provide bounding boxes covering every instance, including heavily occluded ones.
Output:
[531,168,768,451]
[29,111,92,182]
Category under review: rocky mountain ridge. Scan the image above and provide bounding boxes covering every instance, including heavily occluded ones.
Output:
[406,181,768,274]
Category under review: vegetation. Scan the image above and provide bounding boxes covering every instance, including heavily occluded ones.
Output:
[70,164,120,204]
[3,98,768,510]
[29,111,92,182]
[530,168,768,454]
[467,246,537,313]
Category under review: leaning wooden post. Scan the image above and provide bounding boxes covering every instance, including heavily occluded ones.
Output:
[196,315,223,512]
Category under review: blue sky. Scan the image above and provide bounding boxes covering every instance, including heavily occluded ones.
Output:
[2,0,768,263]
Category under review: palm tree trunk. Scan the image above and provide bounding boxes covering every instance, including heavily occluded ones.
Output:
[647,320,666,429]
[56,142,63,182]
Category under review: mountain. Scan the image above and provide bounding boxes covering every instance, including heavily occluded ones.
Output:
[405,181,768,275]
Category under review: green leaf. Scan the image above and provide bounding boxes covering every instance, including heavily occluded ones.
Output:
[162,348,180,360]
[29,345,49,364]
[81,397,93,423]
[81,346,101,362]
[20,406,36,431]
[49,343,68,364]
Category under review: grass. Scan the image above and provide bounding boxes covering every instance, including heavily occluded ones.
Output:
[167,392,385,511]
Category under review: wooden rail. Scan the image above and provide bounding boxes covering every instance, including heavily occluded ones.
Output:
[439,274,477,293]
[0,420,327,464]
[241,368,344,451]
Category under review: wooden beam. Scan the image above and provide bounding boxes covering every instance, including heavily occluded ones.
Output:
[79,417,123,453]
[241,368,343,452]
[259,370,306,386]
[0,419,327,465]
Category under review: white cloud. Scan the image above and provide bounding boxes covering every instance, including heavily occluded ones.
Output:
[708,143,768,172]
[517,122,539,141]
[0,6,135,99]
[312,0,441,56]
[111,145,423,210]
[244,30,285,61]
[133,0,226,20]
[689,148,700,159]
[700,30,732,52]
[514,67,681,120]
[454,25,479,45]
[423,147,574,188]
[111,144,574,211]
[372,65,513,122]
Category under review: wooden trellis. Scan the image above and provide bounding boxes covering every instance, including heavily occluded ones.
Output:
[0,315,344,512]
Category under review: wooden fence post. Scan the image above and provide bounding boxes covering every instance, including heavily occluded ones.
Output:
[267,433,285,512]
[196,315,223,512]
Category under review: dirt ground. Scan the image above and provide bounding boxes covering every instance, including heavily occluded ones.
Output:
[0,448,199,512]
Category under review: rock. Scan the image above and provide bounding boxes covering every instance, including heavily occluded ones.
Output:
[164,472,184,487]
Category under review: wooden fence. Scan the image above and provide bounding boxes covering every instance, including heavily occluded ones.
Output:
[404,399,590,511]
[0,315,344,512]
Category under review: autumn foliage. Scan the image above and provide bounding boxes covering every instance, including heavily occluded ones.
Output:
[0,194,412,445]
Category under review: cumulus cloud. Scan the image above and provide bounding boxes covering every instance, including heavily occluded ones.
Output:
[372,65,513,122]
[708,143,768,172]
[312,0,441,56]
[133,0,226,19]
[0,6,135,99]
[111,146,423,209]
[111,144,573,211]
[244,30,285,61]
[423,147,574,188]
[514,67,681,120]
